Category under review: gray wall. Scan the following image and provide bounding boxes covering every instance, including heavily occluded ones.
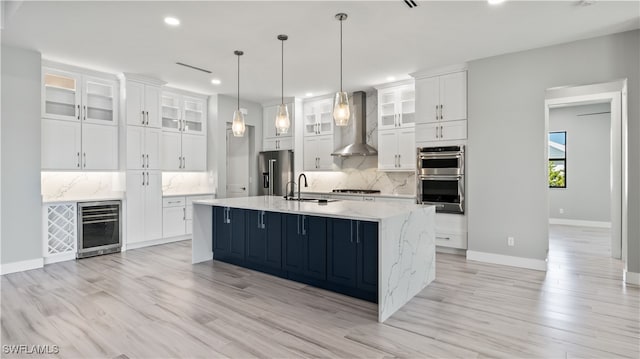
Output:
[214,94,263,198]
[549,103,611,222]
[1,45,42,265]
[467,29,639,273]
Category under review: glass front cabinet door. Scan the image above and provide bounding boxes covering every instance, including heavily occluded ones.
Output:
[42,69,82,121]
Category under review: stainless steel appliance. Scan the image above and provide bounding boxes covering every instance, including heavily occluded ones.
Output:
[331,91,378,157]
[417,146,465,213]
[259,150,294,196]
[77,201,122,258]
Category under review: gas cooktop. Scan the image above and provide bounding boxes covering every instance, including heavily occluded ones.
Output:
[332,189,381,194]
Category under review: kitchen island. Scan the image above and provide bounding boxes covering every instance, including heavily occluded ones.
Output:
[191,196,435,322]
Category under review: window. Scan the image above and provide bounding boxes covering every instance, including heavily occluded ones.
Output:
[549,131,566,188]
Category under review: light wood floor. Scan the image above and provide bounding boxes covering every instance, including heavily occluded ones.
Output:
[1,225,638,358]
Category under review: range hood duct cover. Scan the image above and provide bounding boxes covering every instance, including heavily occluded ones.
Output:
[331,91,378,157]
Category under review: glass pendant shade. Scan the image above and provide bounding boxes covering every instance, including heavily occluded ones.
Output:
[232,109,246,137]
[275,103,290,134]
[333,91,350,126]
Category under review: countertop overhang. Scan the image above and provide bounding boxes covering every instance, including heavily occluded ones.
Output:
[193,195,429,222]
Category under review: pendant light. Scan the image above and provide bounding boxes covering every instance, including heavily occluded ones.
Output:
[333,13,350,127]
[231,50,246,137]
[275,34,290,134]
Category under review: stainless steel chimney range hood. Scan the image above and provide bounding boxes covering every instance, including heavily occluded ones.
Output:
[331,91,378,157]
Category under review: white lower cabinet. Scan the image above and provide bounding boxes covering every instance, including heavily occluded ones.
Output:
[416,120,467,143]
[163,197,186,238]
[435,213,467,249]
[126,171,162,245]
[162,194,214,238]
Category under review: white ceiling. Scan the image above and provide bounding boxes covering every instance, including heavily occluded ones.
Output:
[2,1,638,103]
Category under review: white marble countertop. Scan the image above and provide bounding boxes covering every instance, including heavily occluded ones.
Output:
[194,195,428,221]
[42,193,124,204]
[301,191,416,200]
[163,192,216,198]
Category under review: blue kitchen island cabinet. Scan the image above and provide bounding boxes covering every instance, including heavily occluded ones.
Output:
[193,196,436,322]
[245,210,282,275]
[212,206,245,265]
[283,214,327,281]
[327,219,378,301]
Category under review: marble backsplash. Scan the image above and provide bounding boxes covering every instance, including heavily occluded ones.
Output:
[41,172,125,202]
[162,172,215,195]
[304,90,416,195]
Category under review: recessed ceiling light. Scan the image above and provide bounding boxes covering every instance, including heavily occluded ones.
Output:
[487,0,505,4]
[164,17,180,26]
[305,92,313,97]
[386,76,396,82]
[211,79,221,85]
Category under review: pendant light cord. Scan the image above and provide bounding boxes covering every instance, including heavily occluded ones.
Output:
[237,54,240,111]
[340,18,343,92]
[281,39,284,105]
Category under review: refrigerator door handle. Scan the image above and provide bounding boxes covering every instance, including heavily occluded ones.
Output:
[268,159,277,196]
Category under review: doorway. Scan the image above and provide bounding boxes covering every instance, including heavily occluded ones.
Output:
[544,80,627,265]
[226,125,250,198]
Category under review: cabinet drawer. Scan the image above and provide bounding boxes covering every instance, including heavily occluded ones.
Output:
[435,232,467,249]
[163,196,186,208]
[436,213,467,234]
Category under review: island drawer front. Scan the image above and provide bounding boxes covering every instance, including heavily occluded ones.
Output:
[435,231,467,249]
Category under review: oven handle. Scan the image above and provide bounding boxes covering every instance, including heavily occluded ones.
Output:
[418,175,463,180]
[418,152,462,159]
[83,219,119,224]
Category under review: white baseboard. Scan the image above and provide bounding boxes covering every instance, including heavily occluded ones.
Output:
[125,236,190,250]
[549,218,611,228]
[44,252,76,265]
[1,258,44,275]
[625,270,640,286]
[467,250,547,271]
[436,246,466,255]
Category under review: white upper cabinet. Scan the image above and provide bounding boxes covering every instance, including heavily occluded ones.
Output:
[127,126,161,170]
[303,135,334,171]
[126,81,161,128]
[181,133,206,171]
[41,119,82,170]
[415,71,467,124]
[377,84,415,131]
[42,67,118,125]
[416,120,467,143]
[81,123,118,170]
[303,98,333,137]
[377,128,415,171]
[263,102,294,140]
[161,92,206,135]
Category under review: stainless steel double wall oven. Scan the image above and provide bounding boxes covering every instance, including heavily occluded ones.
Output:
[416,146,465,214]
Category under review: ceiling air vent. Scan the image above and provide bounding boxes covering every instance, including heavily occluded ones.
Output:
[403,0,418,8]
[175,62,212,74]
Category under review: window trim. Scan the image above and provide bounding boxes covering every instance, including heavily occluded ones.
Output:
[549,131,567,189]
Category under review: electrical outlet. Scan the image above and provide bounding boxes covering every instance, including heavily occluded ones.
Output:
[559,208,564,214]
[507,236,515,247]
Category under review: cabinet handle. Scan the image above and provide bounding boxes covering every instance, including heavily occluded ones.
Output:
[435,105,438,121]
[178,156,182,169]
[142,154,145,168]
[183,156,186,169]
[142,172,145,186]
[83,105,87,121]
[146,154,149,168]
[146,171,149,186]
[440,125,443,139]
[440,104,444,120]
[398,154,401,167]
[356,221,360,244]
[350,220,353,243]
[261,211,265,229]
[77,105,80,120]
[83,152,86,168]
[141,110,145,125]
[77,152,80,168]
[183,207,186,220]
[146,111,150,125]
[301,215,306,236]
[436,236,451,241]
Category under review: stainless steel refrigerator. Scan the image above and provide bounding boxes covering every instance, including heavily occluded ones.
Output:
[258,150,294,196]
